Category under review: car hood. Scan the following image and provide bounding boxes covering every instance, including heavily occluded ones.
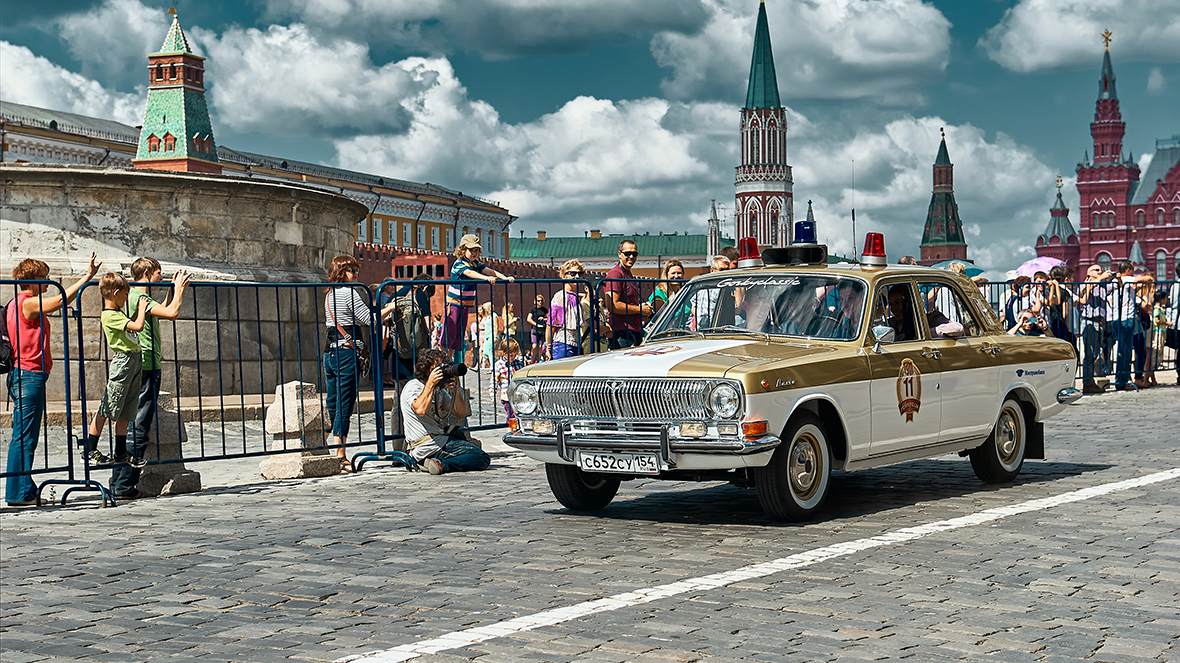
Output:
[515,338,841,380]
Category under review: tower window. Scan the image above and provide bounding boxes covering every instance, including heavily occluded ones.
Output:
[155,64,163,81]
[1158,209,1165,225]
[163,134,175,151]
[170,64,177,79]
[1137,211,1145,226]
[1156,250,1168,280]
[147,134,160,152]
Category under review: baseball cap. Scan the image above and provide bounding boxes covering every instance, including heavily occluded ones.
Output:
[460,234,482,250]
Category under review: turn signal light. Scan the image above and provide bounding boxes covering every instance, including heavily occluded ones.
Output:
[508,418,519,432]
[861,232,887,268]
[741,420,769,438]
[737,236,763,268]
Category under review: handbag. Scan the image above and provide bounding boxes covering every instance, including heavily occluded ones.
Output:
[326,290,372,379]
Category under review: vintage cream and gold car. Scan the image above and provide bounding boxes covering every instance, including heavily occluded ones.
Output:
[504,234,1081,521]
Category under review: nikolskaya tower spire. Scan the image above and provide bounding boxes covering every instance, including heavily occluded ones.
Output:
[735,0,792,248]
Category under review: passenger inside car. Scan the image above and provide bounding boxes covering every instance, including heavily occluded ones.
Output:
[879,284,918,342]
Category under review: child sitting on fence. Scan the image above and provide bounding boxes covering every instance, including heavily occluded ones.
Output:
[492,337,525,418]
[82,273,150,468]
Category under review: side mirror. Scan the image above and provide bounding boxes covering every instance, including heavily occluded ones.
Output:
[871,325,895,353]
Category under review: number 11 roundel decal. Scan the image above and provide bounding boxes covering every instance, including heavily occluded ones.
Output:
[896,358,922,422]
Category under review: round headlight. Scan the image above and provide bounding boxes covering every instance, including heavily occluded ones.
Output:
[708,383,741,419]
[509,381,538,416]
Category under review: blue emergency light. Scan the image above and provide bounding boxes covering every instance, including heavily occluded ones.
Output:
[794,220,817,244]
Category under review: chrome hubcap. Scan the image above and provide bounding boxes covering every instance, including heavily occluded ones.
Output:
[789,435,819,498]
[997,409,1020,463]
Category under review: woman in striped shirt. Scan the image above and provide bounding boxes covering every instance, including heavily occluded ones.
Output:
[441,234,513,363]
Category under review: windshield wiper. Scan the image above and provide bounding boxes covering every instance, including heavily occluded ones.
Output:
[647,328,704,341]
[699,325,769,341]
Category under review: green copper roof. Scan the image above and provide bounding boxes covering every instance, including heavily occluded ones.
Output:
[153,16,195,56]
[511,234,734,260]
[921,191,965,247]
[1098,49,1117,100]
[744,1,781,109]
[135,86,218,162]
[934,136,951,165]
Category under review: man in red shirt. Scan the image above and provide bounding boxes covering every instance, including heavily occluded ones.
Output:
[603,240,652,349]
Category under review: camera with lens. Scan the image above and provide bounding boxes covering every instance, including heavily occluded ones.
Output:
[440,362,468,379]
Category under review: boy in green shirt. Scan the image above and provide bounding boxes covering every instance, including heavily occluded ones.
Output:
[113,258,190,499]
[82,273,149,469]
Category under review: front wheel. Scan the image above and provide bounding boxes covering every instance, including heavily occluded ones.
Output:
[970,397,1027,483]
[755,413,832,521]
[546,463,621,511]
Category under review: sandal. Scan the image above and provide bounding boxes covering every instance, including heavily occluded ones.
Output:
[339,456,354,473]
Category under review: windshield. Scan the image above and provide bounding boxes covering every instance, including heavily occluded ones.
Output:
[649,273,867,342]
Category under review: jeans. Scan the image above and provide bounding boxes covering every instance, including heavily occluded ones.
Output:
[433,438,490,473]
[1133,331,1147,380]
[324,346,357,438]
[1080,319,1104,386]
[5,369,47,504]
[1114,319,1135,388]
[609,329,643,350]
[552,342,579,359]
[111,368,160,496]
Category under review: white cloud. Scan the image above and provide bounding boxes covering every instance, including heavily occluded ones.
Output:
[651,0,952,105]
[981,0,1180,73]
[190,24,435,136]
[0,41,143,125]
[262,0,708,57]
[1147,67,1167,94]
[53,0,171,85]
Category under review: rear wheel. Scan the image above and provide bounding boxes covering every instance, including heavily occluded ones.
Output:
[970,397,1027,483]
[546,463,621,511]
[755,413,831,521]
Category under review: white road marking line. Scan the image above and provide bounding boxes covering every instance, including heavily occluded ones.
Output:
[334,468,1180,663]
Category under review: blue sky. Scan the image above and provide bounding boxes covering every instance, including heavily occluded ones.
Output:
[2,0,1178,275]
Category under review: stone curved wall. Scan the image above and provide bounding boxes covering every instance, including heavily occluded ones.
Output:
[1,164,370,400]
[0,164,367,282]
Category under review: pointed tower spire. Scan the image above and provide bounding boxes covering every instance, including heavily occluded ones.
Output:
[745,0,781,109]
[920,132,966,265]
[134,9,221,174]
[707,198,722,258]
[736,1,791,248]
[1099,29,1117,100]
[805,199,815,224]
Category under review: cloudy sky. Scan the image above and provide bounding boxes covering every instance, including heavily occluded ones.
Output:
[2,0,1178,275]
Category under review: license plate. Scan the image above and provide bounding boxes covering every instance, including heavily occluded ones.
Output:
[577,451,660,474]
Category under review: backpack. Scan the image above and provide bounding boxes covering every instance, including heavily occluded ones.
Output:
[392,294,429,360]
[0,299,15,375]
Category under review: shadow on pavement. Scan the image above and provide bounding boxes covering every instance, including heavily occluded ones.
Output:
[548,458,1115,527]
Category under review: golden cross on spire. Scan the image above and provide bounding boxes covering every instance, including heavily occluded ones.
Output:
[1102,29,1112,51]
[1056,176,1063,192]
[940,126,945,139]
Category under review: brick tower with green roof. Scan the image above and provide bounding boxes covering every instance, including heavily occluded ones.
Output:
[133,9,221,174]
[919,129,967,265]
[735,0,792,248]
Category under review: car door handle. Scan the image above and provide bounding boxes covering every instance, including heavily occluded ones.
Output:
[980,344,1001,355]
[920,348,942,359]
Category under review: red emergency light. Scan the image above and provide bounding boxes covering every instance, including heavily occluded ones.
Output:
[861,232,887,268]
[737,237,762,268]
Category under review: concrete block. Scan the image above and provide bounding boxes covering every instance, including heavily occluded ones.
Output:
[264,381,329,446]
[138,391,201,496]
[259,453,340,479]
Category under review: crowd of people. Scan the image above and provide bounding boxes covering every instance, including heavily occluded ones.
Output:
[990,260,1178,392]
[7,238,1176,501]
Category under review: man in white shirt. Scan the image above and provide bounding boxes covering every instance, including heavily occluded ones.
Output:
[400,348,489,475]
[1112,260,1139,391]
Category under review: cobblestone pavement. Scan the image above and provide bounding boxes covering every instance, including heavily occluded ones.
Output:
[1,386,1178,663]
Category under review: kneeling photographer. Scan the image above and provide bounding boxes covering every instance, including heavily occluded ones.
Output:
[400,348,490,475]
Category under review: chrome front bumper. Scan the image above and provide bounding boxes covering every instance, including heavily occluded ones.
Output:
[504,425,781,471]
[1057,387,1083,405]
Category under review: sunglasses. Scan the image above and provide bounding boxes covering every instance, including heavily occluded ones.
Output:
[620,251,638,258]
[566,271,583,277]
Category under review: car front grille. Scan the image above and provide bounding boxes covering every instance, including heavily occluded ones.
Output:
[535,378,711,420]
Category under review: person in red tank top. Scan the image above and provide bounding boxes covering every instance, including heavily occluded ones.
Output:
[5,254,100,506]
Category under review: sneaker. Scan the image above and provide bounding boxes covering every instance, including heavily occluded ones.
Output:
[423,458,444,475]
[84,450,114,467]
[114,454,148,469]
